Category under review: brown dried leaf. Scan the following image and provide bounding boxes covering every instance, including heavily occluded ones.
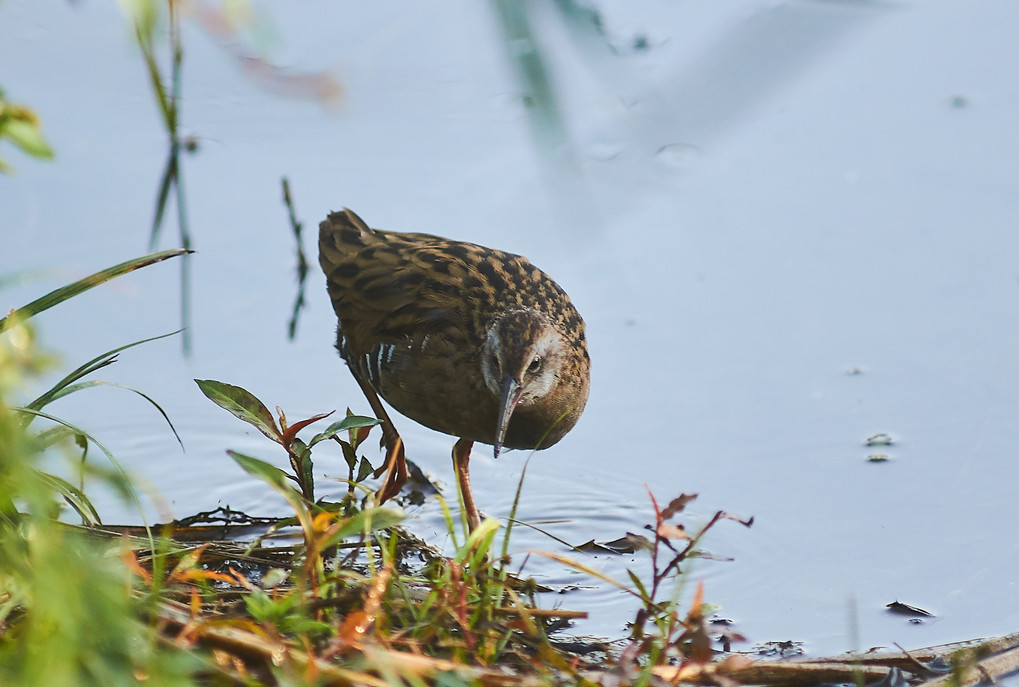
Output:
[661,493,698,520]
[624,532,655,553]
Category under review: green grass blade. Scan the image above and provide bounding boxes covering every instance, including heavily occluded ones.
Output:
[501,453,533,564]
[503,517,577,551]
[435,494,461,552]
[0,249,191,333]
[42,380,183,450]
[13,407,151,536]
[32,425,76,450]
[32,469,102,526]
[24,330,182,417]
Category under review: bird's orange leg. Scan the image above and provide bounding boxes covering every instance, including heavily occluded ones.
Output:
[453,438,481,531]
[350,372,406,503]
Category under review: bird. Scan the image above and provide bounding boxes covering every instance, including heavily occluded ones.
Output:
[319,207,590,530]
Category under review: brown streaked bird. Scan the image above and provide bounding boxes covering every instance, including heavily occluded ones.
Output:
[319,207,590,530]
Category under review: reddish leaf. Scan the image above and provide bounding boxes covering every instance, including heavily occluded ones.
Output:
[355,424,373,445]
[281,410,334,446]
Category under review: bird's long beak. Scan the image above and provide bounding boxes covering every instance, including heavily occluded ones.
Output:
[494,376,523,459]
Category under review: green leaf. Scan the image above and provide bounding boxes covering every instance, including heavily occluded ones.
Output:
[228,450,310,530]
[319,506,404,550]
[195,380,281,443]
[341,440,357,472]
[244,588,294,623]
[290,438,314,498]
[625,569,652,604]
[0,250,191,333]
[228,451,290,487]
[307,415,381,448]
[355,457,374,483]
[458,517,501,567]
[3,117,54,159]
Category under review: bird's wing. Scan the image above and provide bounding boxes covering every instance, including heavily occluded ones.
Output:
[319,209,470,352]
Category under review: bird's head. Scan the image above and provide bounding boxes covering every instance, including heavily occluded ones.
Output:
[481,309,567,458]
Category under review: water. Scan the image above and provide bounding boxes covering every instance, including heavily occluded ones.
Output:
[3,0,1019,659]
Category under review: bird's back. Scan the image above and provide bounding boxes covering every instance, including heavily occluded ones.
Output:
[319,208,589,449]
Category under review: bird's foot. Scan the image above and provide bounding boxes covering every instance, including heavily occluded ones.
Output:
[373,431,407,504]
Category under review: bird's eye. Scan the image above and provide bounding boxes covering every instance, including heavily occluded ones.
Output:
[527,357,542,374]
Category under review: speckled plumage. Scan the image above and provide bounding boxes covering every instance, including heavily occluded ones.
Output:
[319,207,590,527]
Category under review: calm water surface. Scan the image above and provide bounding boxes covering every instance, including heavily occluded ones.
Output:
[3,0,1019,658]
